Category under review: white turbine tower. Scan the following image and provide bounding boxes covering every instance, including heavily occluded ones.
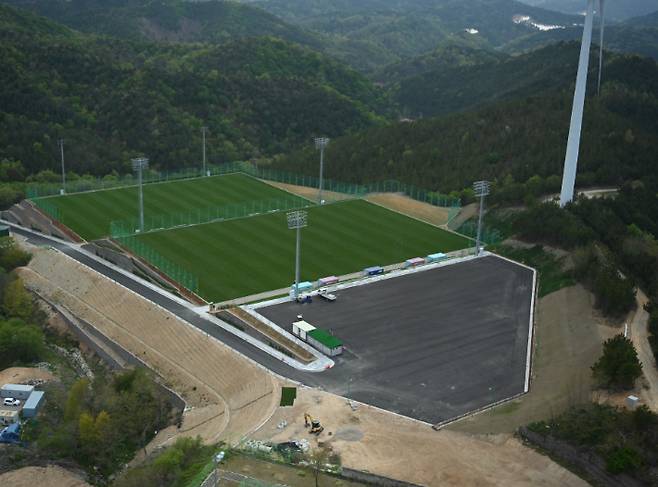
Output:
[559,0,606,207]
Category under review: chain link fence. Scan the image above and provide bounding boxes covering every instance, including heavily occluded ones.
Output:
[110,197,312,238]
[116,235,199,294]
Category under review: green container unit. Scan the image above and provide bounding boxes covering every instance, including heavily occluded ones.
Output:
[0,226,9,238]
[307,328,343,357]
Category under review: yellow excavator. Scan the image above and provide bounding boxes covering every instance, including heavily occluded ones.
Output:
[303,412,324,435]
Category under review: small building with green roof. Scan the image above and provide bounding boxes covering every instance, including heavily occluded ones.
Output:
[307,328,343,357]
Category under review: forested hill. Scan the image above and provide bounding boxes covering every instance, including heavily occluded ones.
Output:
[392,42,583,117]
[0,4,386,175]
[374,37,507,85]
[249,0,580,72]
[1,0,323,48]
[270,53,658,195]
[503,20,658,62]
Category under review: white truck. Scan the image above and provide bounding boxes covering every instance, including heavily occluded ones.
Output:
[318,288,337,302]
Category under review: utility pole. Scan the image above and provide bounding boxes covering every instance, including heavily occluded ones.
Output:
[132,157,149,232]
[58,139,66,194]
[287,210,308,300]
[202,126,208,176]
[314,137,329,204]
[473,180,490,256]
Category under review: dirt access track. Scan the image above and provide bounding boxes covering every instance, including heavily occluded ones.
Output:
[13,243,590,486]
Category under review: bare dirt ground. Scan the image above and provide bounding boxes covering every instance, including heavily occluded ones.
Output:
[0,367,56,385]
[18,247,280,449]
[0,466,90,487]
[263,180,457,227]
[263,181,352,203]
[364,193,450,226]
[252,388,588,487]
[446,202,477,229]
[452,285,605,434]
[629,290,658,411]
[14,243,591,486]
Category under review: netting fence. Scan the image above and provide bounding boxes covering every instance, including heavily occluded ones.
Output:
[241,164,461,208]
[26,162,246,199]
[28,160,461,210]
[457,221,503,246]
[117,235,199,295]
[31,198,61,221]
[110,197,313,238]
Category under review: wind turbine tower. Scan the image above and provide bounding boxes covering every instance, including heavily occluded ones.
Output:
[559,0,606,207]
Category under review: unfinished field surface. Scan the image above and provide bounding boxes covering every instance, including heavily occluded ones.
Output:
[137,199,471,302]
[36,173,305,240]
[259,255,535,425]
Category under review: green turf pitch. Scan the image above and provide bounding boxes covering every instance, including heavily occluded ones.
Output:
[36,174,305,240]
[137,199,471,302]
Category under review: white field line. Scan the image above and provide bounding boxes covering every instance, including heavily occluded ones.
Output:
[34,171,243,200]
[486,253,537,393]
[4,220,326,373]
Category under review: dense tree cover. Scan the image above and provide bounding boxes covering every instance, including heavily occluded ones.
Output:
[113,436,217,487]
[374,36,507,85]
[646,301,658,365]
[0,4,386,175]
[592,335,643,390]
[518,0,657,21]
[393,42,585,118]
[272,51,658,195]
[3,0,324,48]
[27,368,175,484]
[528,404,658,479]
[253,0,579,72]
[503,23,658,61]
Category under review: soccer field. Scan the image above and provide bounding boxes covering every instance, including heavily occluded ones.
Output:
[35,174,305,240]
[136,199,471,302]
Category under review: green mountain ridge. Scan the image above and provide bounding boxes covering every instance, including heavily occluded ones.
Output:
[250,0,582,72]
[270,51,658,195]
[0,3,386,175]
[2,0,324,47]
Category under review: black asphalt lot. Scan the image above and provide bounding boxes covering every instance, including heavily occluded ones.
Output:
[259,256,535,424]
[10,224,534,425]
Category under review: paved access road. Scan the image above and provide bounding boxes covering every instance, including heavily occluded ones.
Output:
[12,226,534,425]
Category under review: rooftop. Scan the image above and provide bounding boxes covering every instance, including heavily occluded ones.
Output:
[308,328,343,349]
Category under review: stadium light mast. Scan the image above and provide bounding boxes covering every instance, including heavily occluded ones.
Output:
[58,138,66,194]
[132,157,149,232]
[314,137,329,204]
[473,180,490,256]
[202,126,208,176]
[287,210,308,300]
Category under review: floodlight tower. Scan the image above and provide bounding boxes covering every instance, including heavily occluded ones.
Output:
[314,137,329,204]
[201,126,208,176]
[58,139,66,194]
[287,210,308,300]
[131,157,149,232]
[473,180,490,256]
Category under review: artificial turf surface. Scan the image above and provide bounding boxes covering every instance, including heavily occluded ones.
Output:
[136,199,472,302]
[35,174,306,240]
